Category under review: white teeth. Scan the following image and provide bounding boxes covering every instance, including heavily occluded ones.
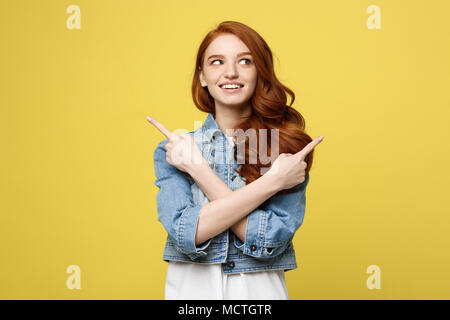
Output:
[220,84,243,89]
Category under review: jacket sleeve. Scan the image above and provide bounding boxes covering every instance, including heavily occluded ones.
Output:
[153,139,212,260]
[233,172,310,260]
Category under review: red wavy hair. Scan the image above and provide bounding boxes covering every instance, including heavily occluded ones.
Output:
[191,21,315,194]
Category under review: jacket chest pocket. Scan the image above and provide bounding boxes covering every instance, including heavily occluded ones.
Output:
[230,172,245,191]
[206,147,227,177]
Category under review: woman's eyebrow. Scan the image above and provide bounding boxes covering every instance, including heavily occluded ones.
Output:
[207,51,252,60]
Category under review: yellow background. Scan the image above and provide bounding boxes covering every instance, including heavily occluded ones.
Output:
[1,0,449,299]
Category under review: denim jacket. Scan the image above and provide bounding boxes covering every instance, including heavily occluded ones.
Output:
[153,112,310,274]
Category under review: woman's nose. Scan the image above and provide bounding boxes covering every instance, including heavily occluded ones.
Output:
[224,62,238,78]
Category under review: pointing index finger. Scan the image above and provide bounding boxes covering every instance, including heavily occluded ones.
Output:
[295,136,324,160]
[146,116,174,140]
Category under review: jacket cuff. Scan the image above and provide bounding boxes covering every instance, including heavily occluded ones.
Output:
[175,205,211,260]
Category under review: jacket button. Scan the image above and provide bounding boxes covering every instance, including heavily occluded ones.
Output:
[250,244,257,251]
[228,261,235,268]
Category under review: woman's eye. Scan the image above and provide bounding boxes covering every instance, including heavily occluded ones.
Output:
[210,58,252,65]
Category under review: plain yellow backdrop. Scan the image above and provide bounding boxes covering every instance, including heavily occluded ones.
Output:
[1,0,449,299]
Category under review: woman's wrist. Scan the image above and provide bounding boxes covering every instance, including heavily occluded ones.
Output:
[187,158,232,201]
[261,171,283,194]
[186,157,209,178]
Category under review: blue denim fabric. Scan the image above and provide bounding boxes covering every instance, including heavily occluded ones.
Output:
[153,113,310,274]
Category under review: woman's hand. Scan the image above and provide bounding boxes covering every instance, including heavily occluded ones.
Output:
[266,136,324,190]
[146,116,206,173]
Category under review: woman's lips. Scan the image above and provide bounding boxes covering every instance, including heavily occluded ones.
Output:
[219,85,244,94]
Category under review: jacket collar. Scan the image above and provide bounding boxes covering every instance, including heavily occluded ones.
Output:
[201,113,219,131]
[200,113,223,142]
[197,113,238,148]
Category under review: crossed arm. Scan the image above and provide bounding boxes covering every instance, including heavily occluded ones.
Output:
[149,116,320,257]
[154,139,310,262]
[186,160,280,245]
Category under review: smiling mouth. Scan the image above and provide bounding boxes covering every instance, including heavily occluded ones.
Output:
[219,84,244,88]
[219,84,244,93]
[219,85,244,94]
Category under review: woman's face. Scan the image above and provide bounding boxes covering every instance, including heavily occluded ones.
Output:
[200,33,257,110]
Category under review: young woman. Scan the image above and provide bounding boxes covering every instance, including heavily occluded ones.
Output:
[147,21,324,300]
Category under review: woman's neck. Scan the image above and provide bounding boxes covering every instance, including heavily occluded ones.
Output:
[213,104,252,138]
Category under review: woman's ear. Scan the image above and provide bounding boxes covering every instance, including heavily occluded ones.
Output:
[199,70,207,87]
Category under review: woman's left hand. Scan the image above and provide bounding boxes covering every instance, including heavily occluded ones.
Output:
[146,116,206,173]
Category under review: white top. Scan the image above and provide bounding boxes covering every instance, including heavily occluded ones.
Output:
[164,261,289,300]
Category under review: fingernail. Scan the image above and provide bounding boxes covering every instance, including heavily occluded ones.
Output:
[146,116,153,121]
[319,136,324,141]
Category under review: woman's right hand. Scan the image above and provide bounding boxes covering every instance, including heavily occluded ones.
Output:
[266,136,324,190]
[146,116,206,174]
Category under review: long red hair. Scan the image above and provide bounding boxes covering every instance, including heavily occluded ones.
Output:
[191,21,315,193]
